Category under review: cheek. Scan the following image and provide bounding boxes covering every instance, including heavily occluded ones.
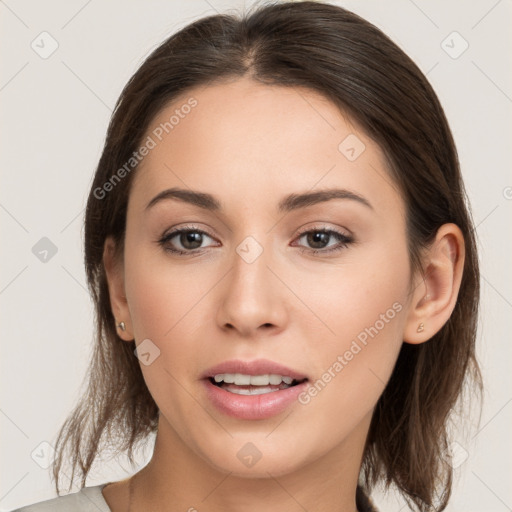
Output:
[122,251,208,417]
[293,242,409,355]
[123,242,218,388]
[124,242,206,339]
[292,246,410,438]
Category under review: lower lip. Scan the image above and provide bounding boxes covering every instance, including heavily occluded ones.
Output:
[203,378,308,420]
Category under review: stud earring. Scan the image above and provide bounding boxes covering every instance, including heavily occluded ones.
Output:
[417,322,424,333]
[117,321,126,332]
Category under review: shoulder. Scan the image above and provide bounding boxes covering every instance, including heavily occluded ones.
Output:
[9,484,111,512]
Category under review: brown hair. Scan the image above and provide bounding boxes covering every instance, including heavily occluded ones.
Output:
[51,1,482,510]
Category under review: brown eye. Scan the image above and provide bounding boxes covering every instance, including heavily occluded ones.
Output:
[158,228,217,255]
[294,228,353,255]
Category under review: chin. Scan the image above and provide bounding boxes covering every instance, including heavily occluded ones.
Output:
[195,433,315,479]
[208,452,305,479]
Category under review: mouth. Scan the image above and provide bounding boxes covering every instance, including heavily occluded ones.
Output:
[208,374,308,395]
[201,359,310,419]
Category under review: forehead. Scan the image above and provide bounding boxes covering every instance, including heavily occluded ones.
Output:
[129,77,402,217]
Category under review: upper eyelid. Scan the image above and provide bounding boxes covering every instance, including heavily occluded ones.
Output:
[295,224,352,237]
[160,224,352,248]
[162,223,351,238]
[162,225,216,240]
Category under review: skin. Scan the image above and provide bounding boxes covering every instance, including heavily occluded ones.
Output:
[102,76,465,511]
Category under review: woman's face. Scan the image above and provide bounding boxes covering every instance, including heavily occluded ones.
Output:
[116,77,416,477]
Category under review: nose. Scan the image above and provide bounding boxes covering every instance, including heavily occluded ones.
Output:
[216,235,288,338]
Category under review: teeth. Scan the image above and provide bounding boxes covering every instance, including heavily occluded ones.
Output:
[251,374,271,385]
[213,373,296,386]
[227,386,275,395]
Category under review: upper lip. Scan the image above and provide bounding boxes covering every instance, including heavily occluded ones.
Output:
[201,359,308,380]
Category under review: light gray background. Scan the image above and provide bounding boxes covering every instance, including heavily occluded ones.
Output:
[1,1,511,510]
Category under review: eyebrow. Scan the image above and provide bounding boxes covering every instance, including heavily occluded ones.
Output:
[144,186,373,213]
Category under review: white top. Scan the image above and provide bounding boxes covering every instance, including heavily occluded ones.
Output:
[10,484,112,512]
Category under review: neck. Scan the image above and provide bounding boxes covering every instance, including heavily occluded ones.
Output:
[128,412,371,512]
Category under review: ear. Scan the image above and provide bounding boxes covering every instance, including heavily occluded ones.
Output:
[403,223,465,344]
[103,235,134,341]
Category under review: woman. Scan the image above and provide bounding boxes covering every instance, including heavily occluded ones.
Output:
[12,1,481,511]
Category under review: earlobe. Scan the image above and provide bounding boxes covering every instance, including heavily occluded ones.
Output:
[403,223,465,344]
[103,236,134,341]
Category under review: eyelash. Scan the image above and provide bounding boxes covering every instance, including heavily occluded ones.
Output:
[157,224,354,257]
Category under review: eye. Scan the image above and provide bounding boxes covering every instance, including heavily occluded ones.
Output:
[293,227,354,255]
[157,225,354,257]
[157,226,218,255]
